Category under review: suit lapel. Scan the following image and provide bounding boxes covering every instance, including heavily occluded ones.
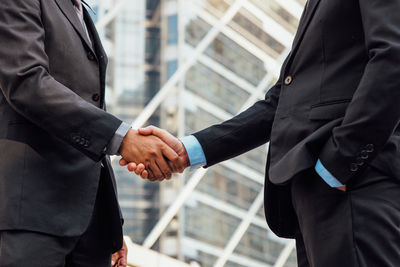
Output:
[54,0,95,54]
[83,8,107,66]
[83,8,108,107]
[290,0,321,54]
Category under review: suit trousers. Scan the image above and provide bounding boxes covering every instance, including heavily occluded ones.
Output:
[0,170,118,267]
[291,166,400,267]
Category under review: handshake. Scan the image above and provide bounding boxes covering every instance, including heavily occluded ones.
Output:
[118,126,190,181]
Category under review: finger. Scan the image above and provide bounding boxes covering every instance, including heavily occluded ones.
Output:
[135,164,145,175]
[138,125,155,136]
[127,163,137,172]
[155,159,172,181]
[167,159,183,174]
[169,156,188,173]
[161,145,179,162]
[148,161,164,181]
[165,171,173,180]
[111,255,120,267]
[142,126,176,148]
[137,163,146,171]
[142,127,183,157]
[119,158,128,166]
[147,127,178,149]
[145,165,157,182]
[142,126,161,137]
[141,170,149,179]
[120,256,127,267]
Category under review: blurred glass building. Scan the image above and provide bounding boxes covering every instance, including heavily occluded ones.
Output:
[90,0,163,244]
[93,0,306,266]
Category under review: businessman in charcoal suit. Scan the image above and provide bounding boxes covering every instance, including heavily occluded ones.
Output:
[0,0,179,266]
[123,0,400,266]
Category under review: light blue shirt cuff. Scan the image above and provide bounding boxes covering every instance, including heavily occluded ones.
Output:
[180,135,207,168]
[105,122,131,156]
[315,159,345,187]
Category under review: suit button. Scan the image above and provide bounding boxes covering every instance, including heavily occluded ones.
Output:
[92,93,100,102]
[284,76,293,85]
[79,138,86,146]
[73,136,80,143]
[84,140,90,148]
[356,157,364,166]
[87,51,95,61]
[360,150,369,159]
[365,144,374,152]
[350,163,359,172]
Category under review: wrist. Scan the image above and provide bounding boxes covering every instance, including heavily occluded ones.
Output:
[119,128,137,156]
[181,143,190,168]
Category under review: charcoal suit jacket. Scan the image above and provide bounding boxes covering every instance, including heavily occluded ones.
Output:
[0,0,124,249]
[193,0,400,238]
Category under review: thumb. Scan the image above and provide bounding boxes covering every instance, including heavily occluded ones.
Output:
[140,126,182,155]
[138,126,154,136]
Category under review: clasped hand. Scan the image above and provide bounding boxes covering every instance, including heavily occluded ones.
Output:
[119,126,189,181]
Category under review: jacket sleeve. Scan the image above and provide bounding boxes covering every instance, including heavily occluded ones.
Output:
[193,80,282,167]
[0,0,122,161]
[319,0,400,184]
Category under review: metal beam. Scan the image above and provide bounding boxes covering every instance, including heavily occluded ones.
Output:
[190,191,268,231]
[239,47,290,112]
[131,0,244,129]
[124,236,199,267]
[143,168,208,248]
[273,240,296,267]
[213,189,264,267]
[183,237,272,267]
[96,0,129,30]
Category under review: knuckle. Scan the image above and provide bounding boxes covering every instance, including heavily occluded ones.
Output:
[156,140,164,147]
[148,149,158,157]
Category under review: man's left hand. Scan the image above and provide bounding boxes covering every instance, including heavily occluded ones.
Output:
[111,240,128,267]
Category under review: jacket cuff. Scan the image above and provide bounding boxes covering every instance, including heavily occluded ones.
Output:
[105,122,132,156]
[319,137,376,184]
[315,159,345,187]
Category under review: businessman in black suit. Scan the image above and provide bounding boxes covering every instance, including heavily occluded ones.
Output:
[0,0,180,266]
[123,0,400,266]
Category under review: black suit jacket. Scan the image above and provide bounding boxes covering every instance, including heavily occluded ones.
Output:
[0,0,123,247]
[194,0,400,238]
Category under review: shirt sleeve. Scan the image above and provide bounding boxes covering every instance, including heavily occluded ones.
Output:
[180,135,207,168]
[315,159,345,187]
[105,122,132,155]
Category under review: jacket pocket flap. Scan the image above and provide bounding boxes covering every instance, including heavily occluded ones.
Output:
[309,100,351,120]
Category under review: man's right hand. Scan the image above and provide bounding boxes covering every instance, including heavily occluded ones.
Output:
[119,129,179,181]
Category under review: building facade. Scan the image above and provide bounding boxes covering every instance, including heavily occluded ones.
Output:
[91,0,163,244]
